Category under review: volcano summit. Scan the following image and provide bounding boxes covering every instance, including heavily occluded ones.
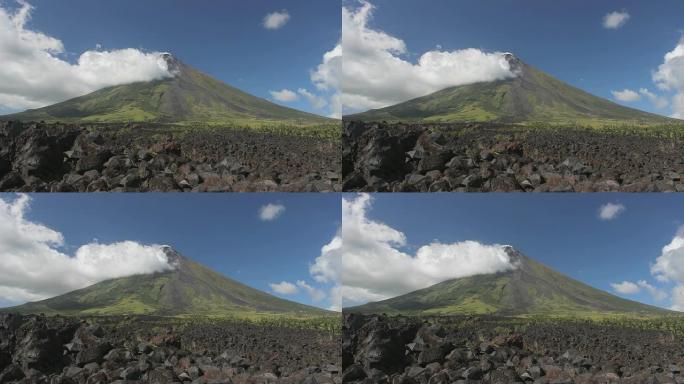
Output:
[346,246,670,317]
[6,246,331,318]
[345,54,675,125]
[5,54,334,126]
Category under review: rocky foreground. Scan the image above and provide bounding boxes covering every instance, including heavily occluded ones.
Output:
[0,314,341,384]
[0,121,341,192]
[342,313,684,384]
[342,121,684,192]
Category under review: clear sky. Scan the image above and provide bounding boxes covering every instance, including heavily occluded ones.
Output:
[0,193,340,310]
[341,0,684,117]
[0,0,340,117]
[344,193,684,310]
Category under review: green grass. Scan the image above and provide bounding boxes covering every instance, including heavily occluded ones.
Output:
[407,120,684,142]
[509,314,684,338]
[167,122,341,140]
[80,296,157,315]
[422,297,498,315]
[95,314,342,339]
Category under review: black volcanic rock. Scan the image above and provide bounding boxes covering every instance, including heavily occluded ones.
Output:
[0,121,341,192]
[343,314,684,384]
[342,121,684,192]
[0,314,341,384]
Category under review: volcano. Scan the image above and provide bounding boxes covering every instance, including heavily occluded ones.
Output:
[345,54,676,125]
[5,247,330,317]
[345,246,671,317]
[4,54,333,126]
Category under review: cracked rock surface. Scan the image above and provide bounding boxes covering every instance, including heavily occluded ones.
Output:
[0,314,341,384]
[343,121,684,192]
[342,313,684,384]
[0,121,341,192]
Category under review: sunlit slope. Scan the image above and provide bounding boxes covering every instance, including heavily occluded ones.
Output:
[6,55,334,126]
[347,247,671,317]
[7,247,330,317]
[346,54,675,125]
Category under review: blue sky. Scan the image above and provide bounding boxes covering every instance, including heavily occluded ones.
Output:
[342,0,684,117]
[0,193,340,310]
[347,193,684,310]
[0,0,340,117]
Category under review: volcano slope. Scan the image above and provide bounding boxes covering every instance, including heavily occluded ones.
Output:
[0,248,341,383]
[0,55,341,192]
[342,248,684,384]
[342,54,684,192]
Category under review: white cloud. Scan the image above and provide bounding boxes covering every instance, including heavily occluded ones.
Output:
[598,202,625,220]
[296,280,326,302]
[654,39,684,118]
[611,87,670,109]
[298,88,327,110]
[265,230,341,311]
[263,10,290,30]
[610,280,666,301]
[649,228,684,310]
[328,285,342,312]
[611,89,641,102]
[673,93,684,119]
[639,88,669,109]
[638,280,668,302]
[341,193,517,306]
[341,1,518,114]
[312,43,341,92]
[259,203,285,221]
[309,43,341,118]
[612,228,684,311]
[0,0,174,111]
[270,89,299,102]
[269,41,340,119]
[602,11,630,29]
[311,235,341,284]
[307,233,343,311]
[0,194,173,303]
[671,286,684,311]
[329,92,342,120]
[652,228,684,283]
[269,281,299,295]
[611,281,640,295]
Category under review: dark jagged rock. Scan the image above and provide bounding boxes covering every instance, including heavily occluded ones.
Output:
[343,314,684,384]
[0,314,341,384]
[0,121,341,193]
[342,121,684,192]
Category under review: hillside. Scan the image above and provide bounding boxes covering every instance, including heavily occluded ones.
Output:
[346,54,676,125]
[346,246,671,317]
[6,247,330,318]
[4,54,334,126]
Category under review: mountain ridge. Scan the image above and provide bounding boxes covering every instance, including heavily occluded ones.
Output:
[4,247,331,318]
[4,54,335,126]
[345,54,677,125]
[345,246,673,317]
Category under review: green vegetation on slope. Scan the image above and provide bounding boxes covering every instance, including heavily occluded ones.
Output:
[8,248,332,319]
[5,55,336,128]
[346,248,671,318]
[346,56,677,126]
